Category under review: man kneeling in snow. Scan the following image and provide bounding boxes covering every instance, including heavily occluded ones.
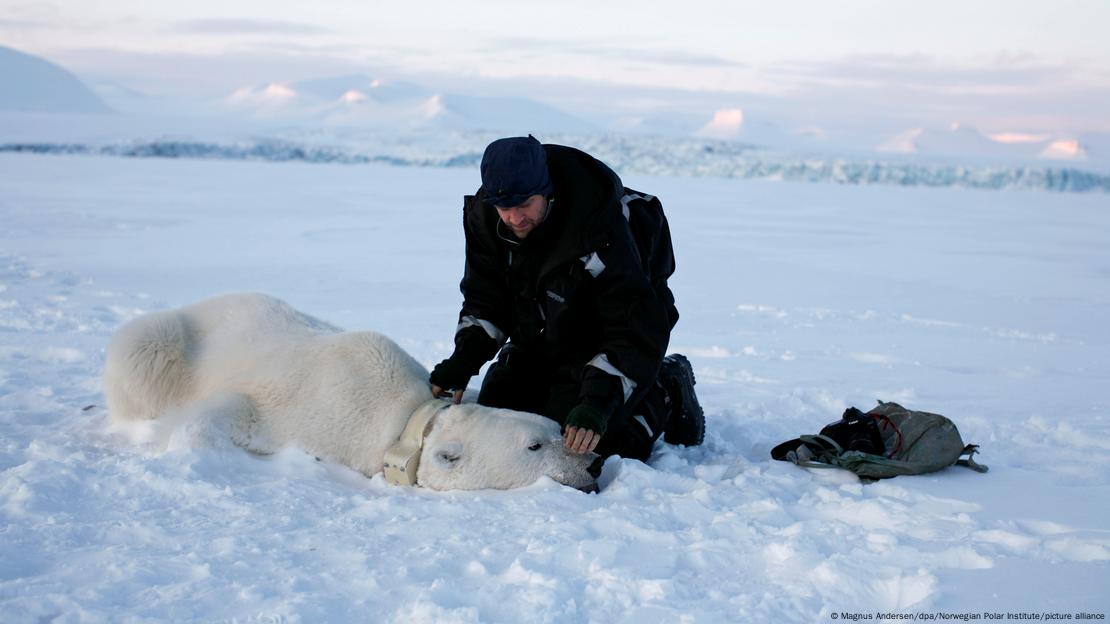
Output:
[431,136,705,461]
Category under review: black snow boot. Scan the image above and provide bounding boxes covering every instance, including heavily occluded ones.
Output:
[660,354,705,446]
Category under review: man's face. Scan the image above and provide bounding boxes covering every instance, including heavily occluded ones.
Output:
[495,194,548,239]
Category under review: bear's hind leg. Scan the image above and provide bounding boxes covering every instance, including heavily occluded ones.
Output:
[165,392,276,454]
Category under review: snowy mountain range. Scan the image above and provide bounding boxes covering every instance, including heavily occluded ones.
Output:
[878,122,1090,163]
[1,45,1104,167]
[0,45,111,114]
[217,81,1100,164]
[223,74,596,133]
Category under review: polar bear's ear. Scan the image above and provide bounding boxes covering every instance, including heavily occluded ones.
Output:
[433,442,463,468]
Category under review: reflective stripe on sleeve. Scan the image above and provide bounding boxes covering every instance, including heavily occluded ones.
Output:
[586,353,637,403]
[457,315,507,346]
[619,192,655,221]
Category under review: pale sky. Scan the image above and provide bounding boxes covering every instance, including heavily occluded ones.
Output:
[3,0,1109,133]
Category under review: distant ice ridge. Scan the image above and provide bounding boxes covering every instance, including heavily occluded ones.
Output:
[3,134,1109,193]
[0,140,479,168]
[557,133,1110,193]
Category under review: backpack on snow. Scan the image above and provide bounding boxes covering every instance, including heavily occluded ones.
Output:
[771,401,988,479]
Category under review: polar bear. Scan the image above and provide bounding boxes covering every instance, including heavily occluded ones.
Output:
[103,293,599,492]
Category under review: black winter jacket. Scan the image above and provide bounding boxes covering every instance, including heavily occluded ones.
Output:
[455,144,678,426]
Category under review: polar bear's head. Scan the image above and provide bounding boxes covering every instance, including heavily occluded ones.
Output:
[416,403,600,492]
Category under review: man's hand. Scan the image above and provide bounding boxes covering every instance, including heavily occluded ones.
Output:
[563,425,600,454]
[430,384,465,405]
[429,356,476,405]
[564,403,607,454]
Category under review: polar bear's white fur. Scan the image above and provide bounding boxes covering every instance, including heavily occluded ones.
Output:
[104,293,598,491]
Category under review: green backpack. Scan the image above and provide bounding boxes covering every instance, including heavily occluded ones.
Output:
[771,401,988,479]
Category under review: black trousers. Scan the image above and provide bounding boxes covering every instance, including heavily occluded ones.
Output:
[477,345,665,462]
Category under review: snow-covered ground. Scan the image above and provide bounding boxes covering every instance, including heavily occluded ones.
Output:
[1,152,1108,622]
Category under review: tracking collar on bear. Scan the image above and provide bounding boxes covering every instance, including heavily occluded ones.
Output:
[383,397,451,486]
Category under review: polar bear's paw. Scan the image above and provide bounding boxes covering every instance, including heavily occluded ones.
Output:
[164,393,269,453]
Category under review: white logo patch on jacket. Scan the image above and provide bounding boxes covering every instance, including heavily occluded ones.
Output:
[579,252,605,277]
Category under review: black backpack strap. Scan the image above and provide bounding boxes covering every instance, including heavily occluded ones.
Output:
[955,444,989,473]
[781,434,846,469]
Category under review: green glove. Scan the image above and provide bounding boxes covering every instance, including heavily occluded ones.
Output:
[565,403,608,437]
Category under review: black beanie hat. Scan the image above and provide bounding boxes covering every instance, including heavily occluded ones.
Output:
[480,135,554,208]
